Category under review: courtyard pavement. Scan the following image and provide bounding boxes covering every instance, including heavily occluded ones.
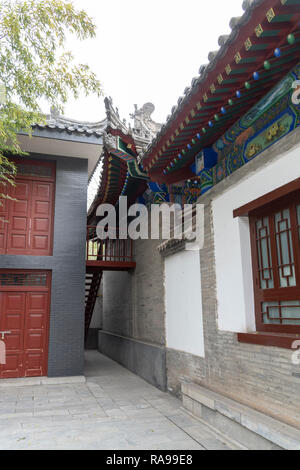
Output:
[0,351,239,450]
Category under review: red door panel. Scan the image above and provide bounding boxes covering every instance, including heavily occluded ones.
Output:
[0,233,6,254]
[1,353,23,379]
[0,183,11,254]
[7,181,31,254]
[0,276,50,379]
[25,353,45,377]
[30,182,54,255]
[23,292,48,377]
[0,292,26,378]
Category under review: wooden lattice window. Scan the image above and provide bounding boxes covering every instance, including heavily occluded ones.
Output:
[0,272,47,287]
[249,189,300,333]
[17,164,53,179]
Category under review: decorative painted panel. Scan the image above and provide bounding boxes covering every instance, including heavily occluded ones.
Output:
[199,64,300,196]
[137,66,300,208]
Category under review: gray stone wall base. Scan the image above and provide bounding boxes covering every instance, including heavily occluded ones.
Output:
[182,382,300,450]
[85,328,99,350]
[98,331,167,391]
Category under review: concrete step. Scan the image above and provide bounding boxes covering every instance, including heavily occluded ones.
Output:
[0,376,86,388]
[181,382,300,450]
[169,408,247,450]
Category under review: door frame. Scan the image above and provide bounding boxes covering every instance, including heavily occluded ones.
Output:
[0,269,52,377]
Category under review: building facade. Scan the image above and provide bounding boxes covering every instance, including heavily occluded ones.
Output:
[0,110,105,378]
[90,0,300,437]
[1,0,300,447]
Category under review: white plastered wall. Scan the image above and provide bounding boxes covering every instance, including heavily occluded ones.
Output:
[165,249,205,357]
[212,144,300,333]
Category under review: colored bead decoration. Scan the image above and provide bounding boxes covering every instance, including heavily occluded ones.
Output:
[274,48,281,57]
[264,60,271,70]
[287,34,295,45]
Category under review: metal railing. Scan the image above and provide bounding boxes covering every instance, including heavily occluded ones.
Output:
[86,226,133,263]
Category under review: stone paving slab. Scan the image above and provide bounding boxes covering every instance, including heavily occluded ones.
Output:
[0,351,239,450]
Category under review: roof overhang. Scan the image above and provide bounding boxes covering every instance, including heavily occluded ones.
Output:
[18,133,103,178]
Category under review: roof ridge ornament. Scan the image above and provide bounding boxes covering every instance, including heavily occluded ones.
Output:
[50,105,60,119]
[130,102,162,140]
[229,16,242,30]
[103,131,117,152]
[242,0,256,11]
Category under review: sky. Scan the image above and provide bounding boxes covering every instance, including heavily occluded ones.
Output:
[61,0,244,125]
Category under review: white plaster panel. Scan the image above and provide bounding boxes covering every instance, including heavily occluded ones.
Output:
[212,145,300,332]
[165,250,205,357]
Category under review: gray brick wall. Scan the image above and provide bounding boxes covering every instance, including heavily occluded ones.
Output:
[100,233,166,388]
[166,127,300,428]
[0,154,88,377]
[102,237,165,346]
[133,238,166,346]
[103,271,133,338]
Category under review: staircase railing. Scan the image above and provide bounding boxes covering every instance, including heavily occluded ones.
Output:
[86,226,133,263]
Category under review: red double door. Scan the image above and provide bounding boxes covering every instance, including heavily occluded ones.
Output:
[0,273,50,378]
[0,178,54,256]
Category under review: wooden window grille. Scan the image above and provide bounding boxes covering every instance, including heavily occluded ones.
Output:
[249,189,300,333]
[0,272,47,287]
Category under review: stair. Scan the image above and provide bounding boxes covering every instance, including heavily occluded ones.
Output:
[181,382,300,450]
[84,271,103,343]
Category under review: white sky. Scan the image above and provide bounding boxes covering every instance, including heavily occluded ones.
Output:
[62,0,244,125]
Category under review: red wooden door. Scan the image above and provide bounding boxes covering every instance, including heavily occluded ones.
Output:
[0,272,50,379]
[2,178,54,256]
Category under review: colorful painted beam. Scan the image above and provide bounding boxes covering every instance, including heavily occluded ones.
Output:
[142,0,300,183]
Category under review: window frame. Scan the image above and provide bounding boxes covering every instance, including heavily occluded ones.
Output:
[249,189,300,334]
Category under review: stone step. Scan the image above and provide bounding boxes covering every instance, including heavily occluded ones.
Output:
[170,408,247,450]
[0,376,86,388]
[181,382,300,450]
